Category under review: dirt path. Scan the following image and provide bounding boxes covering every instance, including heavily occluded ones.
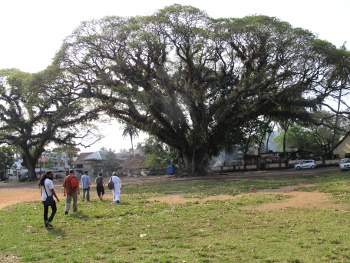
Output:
[149,185,350,211]
[1,167,348,211]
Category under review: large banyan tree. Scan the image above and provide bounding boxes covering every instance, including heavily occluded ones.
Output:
[55,4,342,174]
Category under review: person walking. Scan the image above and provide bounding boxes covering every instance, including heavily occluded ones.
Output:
[37,170,60,228]
[81,170,91,202]
[111,172,122,203]
[63,170,80,214]
[95,172,105,201]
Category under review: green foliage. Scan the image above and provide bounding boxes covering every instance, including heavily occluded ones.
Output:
[141,137,181,168]
[0,67,102,179]
[121,123,139,156]
[103,148,121,175]
[273,111,349,157]
[54,4,346,173]
[274,125,317,151]
[0,146,14,169]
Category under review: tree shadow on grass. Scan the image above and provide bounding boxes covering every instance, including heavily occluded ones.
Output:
[70,211,91,221]
[114,201,130,206]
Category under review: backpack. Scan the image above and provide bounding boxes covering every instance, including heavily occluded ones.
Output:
[96,176,103,187]
[71,177,79,188]
[108,178,114,190]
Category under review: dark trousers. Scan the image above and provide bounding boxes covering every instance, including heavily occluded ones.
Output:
[97,186,105,197]
[43,201,57,223]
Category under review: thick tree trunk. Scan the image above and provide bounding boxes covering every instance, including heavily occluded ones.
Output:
[27,161,37,180]
[181,149,206,176]
[243,135,251,171]
[22,151,40,181]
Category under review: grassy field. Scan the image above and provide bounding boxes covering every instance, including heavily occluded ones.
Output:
[1,171,350,262]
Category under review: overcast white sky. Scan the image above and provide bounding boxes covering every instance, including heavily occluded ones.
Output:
[1,0,349,152]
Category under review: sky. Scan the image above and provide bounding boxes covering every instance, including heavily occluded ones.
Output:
[1,0,349,152]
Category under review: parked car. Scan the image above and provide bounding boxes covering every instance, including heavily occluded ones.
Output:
[339,158,350,171]
[295,160,317,169]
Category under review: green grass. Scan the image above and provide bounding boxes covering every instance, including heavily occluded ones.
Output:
[1,171,350,262]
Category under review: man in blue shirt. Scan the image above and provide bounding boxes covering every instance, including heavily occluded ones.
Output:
[81,170,91,202]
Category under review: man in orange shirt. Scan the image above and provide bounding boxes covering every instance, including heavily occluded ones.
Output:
[63,170,80,215]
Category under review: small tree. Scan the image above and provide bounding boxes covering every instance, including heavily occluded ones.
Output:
[0,146,15,180]
[141,137,180,169]
[103,149,121,175]
[121,124,139,157]
[273,112,349,158]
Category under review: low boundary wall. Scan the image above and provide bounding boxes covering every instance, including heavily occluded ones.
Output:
[210,159,340,172]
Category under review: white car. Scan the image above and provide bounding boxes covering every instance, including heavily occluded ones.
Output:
[339,158,350,171]
[295,160,317,169]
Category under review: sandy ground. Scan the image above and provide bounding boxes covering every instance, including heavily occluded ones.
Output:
[149,185,350,211]
[1,167,349,211]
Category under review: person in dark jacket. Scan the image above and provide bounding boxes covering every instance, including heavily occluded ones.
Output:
[95,172,105,201]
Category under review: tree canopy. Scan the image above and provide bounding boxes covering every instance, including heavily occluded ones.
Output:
[52,4,348,173]
[141,136,180,169]
[0,146,14,180]
[0,67,102,179]
[273,111,350,157]
[121,123,139,157]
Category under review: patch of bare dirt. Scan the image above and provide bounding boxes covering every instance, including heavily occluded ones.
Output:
[247,191,350,211]
[148,183,350,211]
[148,185,306,204]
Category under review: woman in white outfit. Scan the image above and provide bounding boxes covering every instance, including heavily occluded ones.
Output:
[111,172,121,203]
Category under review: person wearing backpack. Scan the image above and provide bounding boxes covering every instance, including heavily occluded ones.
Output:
[63,170,80,215]
[111,172,122,203]
[95,172,105,201]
